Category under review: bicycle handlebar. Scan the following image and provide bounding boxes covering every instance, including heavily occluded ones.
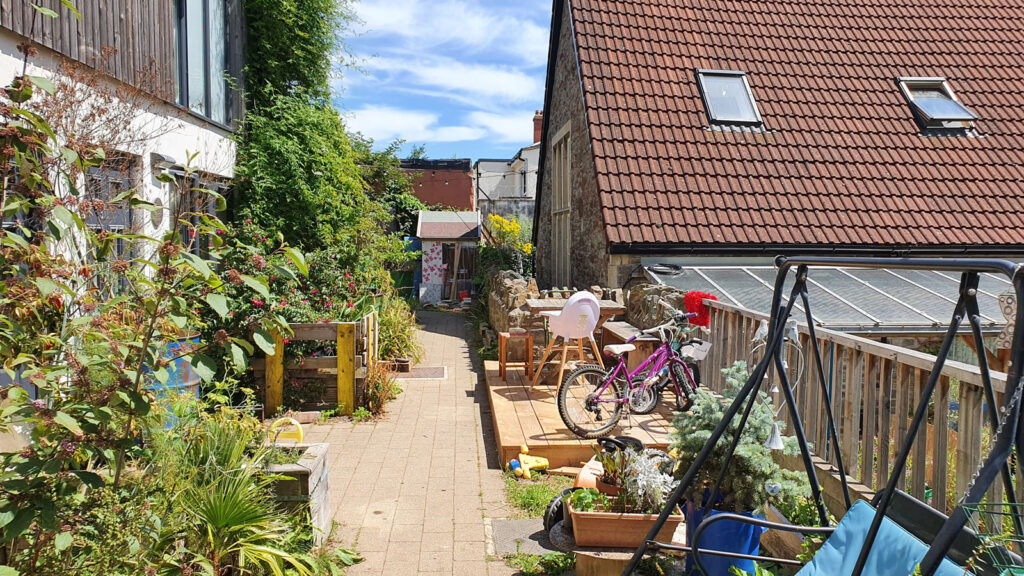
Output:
[660,301,697,320]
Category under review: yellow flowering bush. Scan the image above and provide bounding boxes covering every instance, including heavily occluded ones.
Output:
[488,214,532,254]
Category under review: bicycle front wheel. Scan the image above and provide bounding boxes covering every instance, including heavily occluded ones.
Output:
[557,364,625,439]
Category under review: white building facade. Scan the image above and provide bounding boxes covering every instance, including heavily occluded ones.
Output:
[474,113,542,228]
[0,0,243,241]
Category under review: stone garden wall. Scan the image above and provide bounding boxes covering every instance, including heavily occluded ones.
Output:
[625,283,688,329]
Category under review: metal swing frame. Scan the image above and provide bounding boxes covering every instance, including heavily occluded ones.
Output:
[622,256,1024,576]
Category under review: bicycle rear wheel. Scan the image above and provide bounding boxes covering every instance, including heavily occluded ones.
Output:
[557,364,625,439]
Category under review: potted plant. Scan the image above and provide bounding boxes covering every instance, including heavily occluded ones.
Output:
[577,444,629,496]
[671,361,810,575]
[566,449,685,548]
[391,357,412,373]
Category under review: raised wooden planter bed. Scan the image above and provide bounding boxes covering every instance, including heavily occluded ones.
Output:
[268,443,331,545]
[567,501,684,548]
[253,313,379,416]
[760,504,807,560]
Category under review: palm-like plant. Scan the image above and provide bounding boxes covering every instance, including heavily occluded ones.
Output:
[152,411,311,576]
[156,461,311,576]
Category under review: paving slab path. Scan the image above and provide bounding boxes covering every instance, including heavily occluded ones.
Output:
[304,311,519,575]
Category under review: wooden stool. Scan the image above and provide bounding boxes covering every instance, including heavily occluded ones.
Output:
[499,331,533,381]
[530,334,603,388]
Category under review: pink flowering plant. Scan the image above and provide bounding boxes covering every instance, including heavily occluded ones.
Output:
[0,52,307,573]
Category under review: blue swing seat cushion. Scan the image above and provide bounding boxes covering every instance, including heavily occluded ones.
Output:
[797,500,973,576]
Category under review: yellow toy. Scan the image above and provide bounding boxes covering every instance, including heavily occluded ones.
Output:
[517,453,549,480]
[269,417,304,443]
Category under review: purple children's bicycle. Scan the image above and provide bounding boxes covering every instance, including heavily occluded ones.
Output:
[556,303,711,439]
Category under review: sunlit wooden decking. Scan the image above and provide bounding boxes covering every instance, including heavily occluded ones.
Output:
[484,360,675,467]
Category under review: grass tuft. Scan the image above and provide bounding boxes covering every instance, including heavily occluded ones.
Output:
[502,472,573,518]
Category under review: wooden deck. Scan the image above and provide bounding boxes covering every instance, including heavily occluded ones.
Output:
[484,360,675,467]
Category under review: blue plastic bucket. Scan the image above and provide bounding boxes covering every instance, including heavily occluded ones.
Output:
[146,337,201,427]
[685,502,765,575]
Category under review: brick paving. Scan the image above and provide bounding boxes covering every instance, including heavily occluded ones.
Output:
[304,311,518,575]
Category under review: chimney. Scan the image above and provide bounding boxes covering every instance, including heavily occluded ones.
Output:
[533,110,543,144]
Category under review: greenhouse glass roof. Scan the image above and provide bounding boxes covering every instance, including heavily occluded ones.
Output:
[645,265,1010,334]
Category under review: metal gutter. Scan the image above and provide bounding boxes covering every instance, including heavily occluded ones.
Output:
[609,242,1024,257]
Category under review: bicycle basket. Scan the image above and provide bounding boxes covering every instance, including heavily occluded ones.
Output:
[681,340,712,361]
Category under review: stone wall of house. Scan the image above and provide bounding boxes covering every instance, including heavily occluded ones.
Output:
[535,0,607,290]
[607,254,644,289]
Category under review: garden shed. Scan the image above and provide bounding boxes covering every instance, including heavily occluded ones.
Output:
[416,210,481,304]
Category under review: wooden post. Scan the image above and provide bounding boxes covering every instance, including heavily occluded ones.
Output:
[337,323,356,416]
[265,331,285,416]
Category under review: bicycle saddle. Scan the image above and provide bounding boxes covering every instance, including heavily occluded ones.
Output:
[603,343,635,356]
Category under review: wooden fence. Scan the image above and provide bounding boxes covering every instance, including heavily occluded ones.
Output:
[703,300,1012,515]
[253,312,379,416]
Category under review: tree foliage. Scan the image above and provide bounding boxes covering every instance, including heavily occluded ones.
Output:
[351,135,425,238]
[234,93,365,252]
[234,0,424,369]
[670,361,810,514]
[0,42,304,572]
[242,0,353,110]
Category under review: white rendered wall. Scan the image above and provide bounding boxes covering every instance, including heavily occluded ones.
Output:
[477,143,540,225]
[0,29,236,241]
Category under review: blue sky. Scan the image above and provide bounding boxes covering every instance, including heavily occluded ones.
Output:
[335,0,552,161]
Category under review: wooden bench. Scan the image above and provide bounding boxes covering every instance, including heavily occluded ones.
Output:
[600,321,660,371]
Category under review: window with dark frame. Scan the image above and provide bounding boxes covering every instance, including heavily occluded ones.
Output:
[84,165,135,296]
[695,69,762,126]
[898,77,977,132]
[550,124,571,287]
[175,0,231,126]
[169,172,222,257]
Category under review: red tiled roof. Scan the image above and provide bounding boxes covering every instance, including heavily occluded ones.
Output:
[565,0,1024,251]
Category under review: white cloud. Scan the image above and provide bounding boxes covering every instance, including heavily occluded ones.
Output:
[338,1,551,154]
[345,106,540,147]
[367,56,540,104]
[468,110,537,143]
[354,0,550,68]
[345,105,486,143]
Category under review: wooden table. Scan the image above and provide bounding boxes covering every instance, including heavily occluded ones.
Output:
[526,298,626,385]
[525,298,626,332]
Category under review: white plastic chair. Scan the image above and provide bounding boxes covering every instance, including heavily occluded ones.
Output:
[530,291,604,387]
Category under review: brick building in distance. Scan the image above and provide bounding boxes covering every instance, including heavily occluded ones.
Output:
[401,158,475,210]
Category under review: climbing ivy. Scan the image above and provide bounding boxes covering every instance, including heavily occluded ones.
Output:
[242,0,353,110]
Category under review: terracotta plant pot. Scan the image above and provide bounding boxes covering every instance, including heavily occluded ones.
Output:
[567,500,684,548]
[574,459,622,495]
[595,478,623,496]
[392,358,412,373]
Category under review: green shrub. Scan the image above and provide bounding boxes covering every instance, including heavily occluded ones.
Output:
[377,292,422,362]
[364,362,402,417]
[670,361,810,514]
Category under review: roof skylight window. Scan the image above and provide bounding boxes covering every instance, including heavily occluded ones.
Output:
[695,70,762,126]
[898,78,977,130]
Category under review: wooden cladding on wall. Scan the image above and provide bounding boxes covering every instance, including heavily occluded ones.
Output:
[0,0,176,100]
